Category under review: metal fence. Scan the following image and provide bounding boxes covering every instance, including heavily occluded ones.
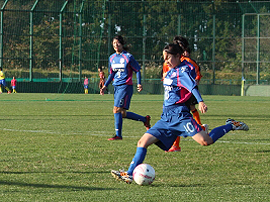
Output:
[0,0,270,88]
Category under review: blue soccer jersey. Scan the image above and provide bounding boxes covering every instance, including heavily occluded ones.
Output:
[181,60,197,80]
[107,51,141,86]
[163,61,202,107]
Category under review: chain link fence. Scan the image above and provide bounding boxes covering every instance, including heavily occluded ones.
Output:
[0,0,269,93]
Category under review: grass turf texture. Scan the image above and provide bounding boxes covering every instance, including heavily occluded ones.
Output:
[0,94,269,201]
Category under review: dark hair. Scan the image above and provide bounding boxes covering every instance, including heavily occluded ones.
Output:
[113,35,125,45]
[98,66,102,71]
[164,43,184,56]
[173,35,189,51]
[113,35,129,51]
[186,47,191,54]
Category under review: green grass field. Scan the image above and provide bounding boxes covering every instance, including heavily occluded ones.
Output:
[0,93,269,201]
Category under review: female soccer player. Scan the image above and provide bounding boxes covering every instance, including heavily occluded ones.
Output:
[100,35,151,140]
[111,42,249,183]
[166,36,207,152]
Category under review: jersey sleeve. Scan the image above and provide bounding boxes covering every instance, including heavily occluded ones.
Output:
[104,71,115,87]
[136,71,141,85]
[191,88,203,103]
[190,59,202,81]
[129,55,141,72]
[176,66,197,93]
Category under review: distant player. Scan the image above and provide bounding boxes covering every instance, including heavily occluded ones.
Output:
[84,76,89,94]
[11,76,17,93]
[98,66,105,95]
[0,67,11,94]
[111,43,249,184]
[100,35,151,140]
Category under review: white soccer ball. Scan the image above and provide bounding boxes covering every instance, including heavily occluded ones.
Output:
[133,164,155,186]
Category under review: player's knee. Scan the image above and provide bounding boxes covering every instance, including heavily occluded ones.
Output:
[113,107,120,113]
[137,135,147,148]
[137,139,147,148]
[113,107,126,117]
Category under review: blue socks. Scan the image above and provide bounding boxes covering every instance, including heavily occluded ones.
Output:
[114,112,122,138]
[209,124,233,143]
[114,112,145,138]
[126,112,146,122]
[127,147,147,175]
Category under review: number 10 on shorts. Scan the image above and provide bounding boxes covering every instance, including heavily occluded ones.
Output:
[183,122,195,134]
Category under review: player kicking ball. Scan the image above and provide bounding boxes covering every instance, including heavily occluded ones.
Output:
[111,43,249,184]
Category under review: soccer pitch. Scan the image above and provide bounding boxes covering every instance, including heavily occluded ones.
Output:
[0,94,269,201]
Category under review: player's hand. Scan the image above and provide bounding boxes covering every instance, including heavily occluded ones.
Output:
[198,101,207,114]
[137,84,143,92]
[100,86,106,95]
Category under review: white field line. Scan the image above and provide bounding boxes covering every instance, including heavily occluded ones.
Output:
[2,128,108,137]
[1,128,270,146]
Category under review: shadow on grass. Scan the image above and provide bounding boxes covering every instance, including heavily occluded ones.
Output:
[256,150,270,153]
[151,183,204,188]
[0,180,114,191]
[0,171,114,191]
[0,171,108,174]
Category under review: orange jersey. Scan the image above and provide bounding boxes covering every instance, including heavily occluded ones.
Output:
[181,56,202,81]
[162,62,170,80]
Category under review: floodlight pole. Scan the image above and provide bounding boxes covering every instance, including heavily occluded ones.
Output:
[107,0,112,61]
[79,0,85,81]
[59,0,68,82]
[177,0,181,35]
[142,0,146,81]
[0,0,9,69]
[238,1,245,82]
[249,1,260,85]
[212,1,216,85]
[29,0,39,82]
[241,14,245,80]
[256,14,260,85]
[241,14,245,96]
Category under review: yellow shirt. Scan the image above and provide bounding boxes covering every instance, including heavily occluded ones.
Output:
[0,71,5,80]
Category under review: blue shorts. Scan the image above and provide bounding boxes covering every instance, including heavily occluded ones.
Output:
[0,79,6,86]
[84,85,88,89]
[12,86,16,89]
[147,105,202,151]
[114,85,133,110]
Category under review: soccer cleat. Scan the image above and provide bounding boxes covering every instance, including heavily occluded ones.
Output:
[144,115,151,130]
[166,146,181,152]
[226,118,249,131]
[202,124,209,134]
[7,91,11,94]
[111,170,133,184]
[108,135,122,141]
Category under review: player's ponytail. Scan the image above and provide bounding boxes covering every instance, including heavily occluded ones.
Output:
[173,35,189,51]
